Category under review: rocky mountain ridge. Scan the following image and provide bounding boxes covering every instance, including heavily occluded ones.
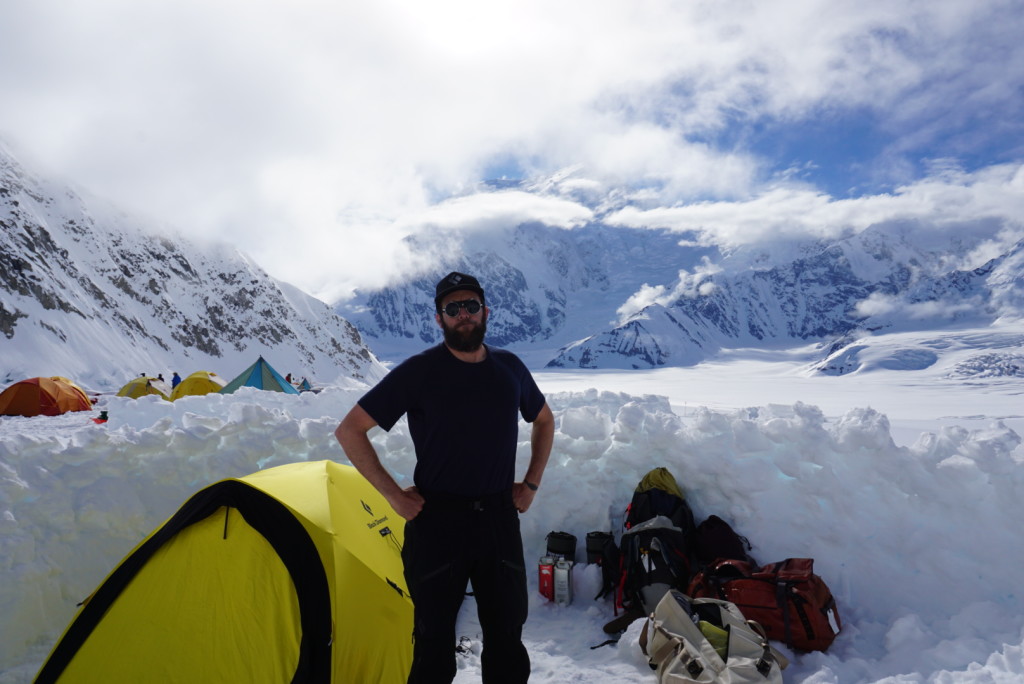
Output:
[3,143,1020,381]
[0,146,384,390]
[341,210,1023,370]
[338,221,714,359]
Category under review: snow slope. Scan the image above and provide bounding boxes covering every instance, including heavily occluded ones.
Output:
[1,144,385,389]
[2,346,1023,683]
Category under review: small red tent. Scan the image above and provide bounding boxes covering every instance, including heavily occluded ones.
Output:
[0,377,94,417]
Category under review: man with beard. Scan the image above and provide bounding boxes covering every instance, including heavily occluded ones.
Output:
[335,271,555,684]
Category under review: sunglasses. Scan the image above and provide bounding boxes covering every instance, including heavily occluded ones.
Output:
[442,299,483,317]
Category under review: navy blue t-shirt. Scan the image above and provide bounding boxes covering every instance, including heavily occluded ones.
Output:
[358,344,546,497]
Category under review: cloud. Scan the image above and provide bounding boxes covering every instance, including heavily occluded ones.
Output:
[617,258,724,323]
[854,292,986,322]
[605,162,1024,251]
[616,283,669,322]
[401,191,593,234]
[300,190,595,302]
[1,0,1022,299]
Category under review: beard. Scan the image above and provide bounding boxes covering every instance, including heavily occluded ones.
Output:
[441,315,487,352]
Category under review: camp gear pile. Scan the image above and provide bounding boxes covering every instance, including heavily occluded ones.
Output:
[593,466,842,668]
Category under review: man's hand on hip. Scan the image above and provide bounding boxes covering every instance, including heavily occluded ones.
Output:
[513,482,538,513]
[389,486,425,521]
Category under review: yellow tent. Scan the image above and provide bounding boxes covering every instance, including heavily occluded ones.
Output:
[34,460,414,683]
[169,371,226,401]
[116,377,171,401]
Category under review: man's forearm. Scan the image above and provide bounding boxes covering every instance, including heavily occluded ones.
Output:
[524,403,555,486]
[336,405,424,520]
[335,419,403,501]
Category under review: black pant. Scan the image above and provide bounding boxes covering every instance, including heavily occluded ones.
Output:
[401,492,530,684]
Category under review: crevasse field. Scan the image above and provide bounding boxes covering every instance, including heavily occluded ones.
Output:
[2,342,1023,683]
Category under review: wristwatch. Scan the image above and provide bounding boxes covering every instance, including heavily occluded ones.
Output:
[524,480,539,491]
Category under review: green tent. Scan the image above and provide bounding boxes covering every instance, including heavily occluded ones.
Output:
[220,356,299,395]
[34,460,414,683]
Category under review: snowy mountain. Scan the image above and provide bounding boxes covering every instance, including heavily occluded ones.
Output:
[4,142,1020,386]
[339,191,1024,370]
[338,221,715,360]
[0,146,385,390]
[553,228,1024,369]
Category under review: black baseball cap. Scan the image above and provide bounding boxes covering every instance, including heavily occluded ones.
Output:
[434,271,485,310]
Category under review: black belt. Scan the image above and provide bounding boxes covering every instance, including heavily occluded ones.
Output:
[421,489,514,512]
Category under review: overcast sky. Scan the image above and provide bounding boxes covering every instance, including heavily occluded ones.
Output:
[3,0,1023,302]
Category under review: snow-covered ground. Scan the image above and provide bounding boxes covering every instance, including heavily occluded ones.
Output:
[2,334,1023,682]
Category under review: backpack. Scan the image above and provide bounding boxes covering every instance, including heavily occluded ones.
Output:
[693,515,757,568]
[625,467,697,535]
[618,468,697,613]
[598,468,698,636]
[586,531,614,564]
[587,531,622,602]
[640,589,786,684]
[688,558,842,652]
[619,515,693,616]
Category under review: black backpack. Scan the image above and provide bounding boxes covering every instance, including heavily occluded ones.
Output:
[693,514,757,569]
[619,516,693,615]
[611,468,697,616]
[587,532,622,605]
[624,468,696,536]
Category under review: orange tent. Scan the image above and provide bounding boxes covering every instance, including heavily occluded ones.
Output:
[49,376,93,407]
[0,377,94,417]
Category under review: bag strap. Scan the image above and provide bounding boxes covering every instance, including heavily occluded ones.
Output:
[650,536,684,581]
[589,638,619,650]
[678,646,705,679]
[746,620,779,677]
[651,622,705,679]
[778,581,822,645]
[648,621,679,664]
[775,580,795,648]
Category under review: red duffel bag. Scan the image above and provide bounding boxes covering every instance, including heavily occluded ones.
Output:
[687,557,841,652]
